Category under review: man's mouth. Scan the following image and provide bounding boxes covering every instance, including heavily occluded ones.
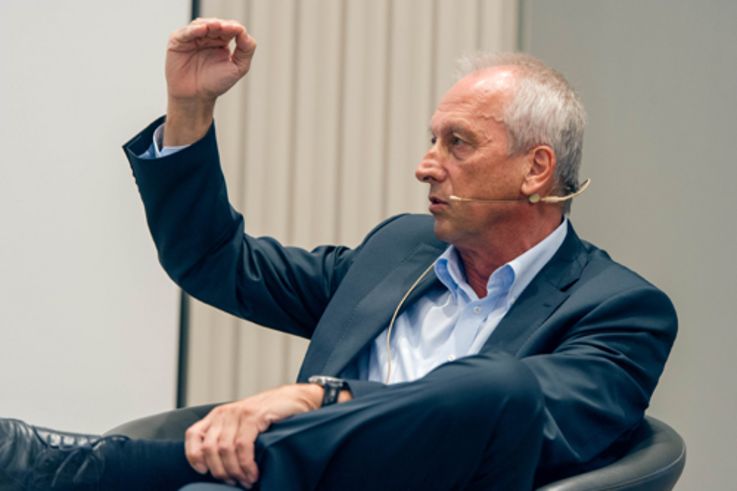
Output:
[428,196,449,213]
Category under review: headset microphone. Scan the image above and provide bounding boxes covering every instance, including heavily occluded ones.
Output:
[448,178,591,204]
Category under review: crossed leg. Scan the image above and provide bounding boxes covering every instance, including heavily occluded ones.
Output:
[173,353,544,491]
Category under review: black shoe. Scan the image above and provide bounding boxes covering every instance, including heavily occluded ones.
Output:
[0,418,128,491]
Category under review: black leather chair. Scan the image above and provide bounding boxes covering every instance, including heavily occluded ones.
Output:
[108,411,685,490]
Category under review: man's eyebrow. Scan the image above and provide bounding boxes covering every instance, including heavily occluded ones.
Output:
[428,121,475,137]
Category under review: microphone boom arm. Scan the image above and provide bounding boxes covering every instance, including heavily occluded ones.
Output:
[449,178,591,204]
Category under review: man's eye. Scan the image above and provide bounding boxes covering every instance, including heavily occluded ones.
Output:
[450,135,467,147]
[430,136,437,145]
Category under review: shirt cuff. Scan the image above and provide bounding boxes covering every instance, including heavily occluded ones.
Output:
[138,123,191,159]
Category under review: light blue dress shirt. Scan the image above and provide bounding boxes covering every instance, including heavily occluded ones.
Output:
[139,124,187,159]
[141,127,569,386]
[363,219,568,384]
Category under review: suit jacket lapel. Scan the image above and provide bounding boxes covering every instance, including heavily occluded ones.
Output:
[482,223,588,355]
[306,243,445,378]
[299,222,588,379]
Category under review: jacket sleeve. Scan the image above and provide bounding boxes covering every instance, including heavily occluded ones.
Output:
[123,117,356,338]
[522,284,677,482]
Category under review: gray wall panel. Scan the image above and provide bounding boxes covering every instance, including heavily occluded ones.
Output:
[523,1,737,489]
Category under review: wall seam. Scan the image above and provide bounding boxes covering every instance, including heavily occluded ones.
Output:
[334,0,348,243]
[380,0,393,219]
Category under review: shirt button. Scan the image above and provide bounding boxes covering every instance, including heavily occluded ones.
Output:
[447,355,456,361]
[473,306,481,314]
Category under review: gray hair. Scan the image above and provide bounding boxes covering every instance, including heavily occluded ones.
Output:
[457,53,586,213]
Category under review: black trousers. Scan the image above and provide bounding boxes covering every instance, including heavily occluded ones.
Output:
[134,353,545,491]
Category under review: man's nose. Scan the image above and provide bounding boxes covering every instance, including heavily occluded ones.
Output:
[415,153,446,183]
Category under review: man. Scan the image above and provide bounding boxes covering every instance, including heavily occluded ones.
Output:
[0,18,676,491]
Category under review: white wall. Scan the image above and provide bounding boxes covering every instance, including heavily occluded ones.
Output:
[522,1,737,489]
[0,0,190,433]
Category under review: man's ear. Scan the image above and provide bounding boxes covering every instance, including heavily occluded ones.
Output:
[520,145,556,197]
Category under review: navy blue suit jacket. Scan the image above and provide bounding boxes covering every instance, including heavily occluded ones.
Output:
[124,118,677,483]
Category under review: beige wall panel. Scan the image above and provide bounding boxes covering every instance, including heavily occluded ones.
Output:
[185,301,215,404]
[187,0,300,402]
[478,0,518,52]
[236,324,294,396]
[187,0,250,405]
[200,0,237,19]
[234,0,304,396]
[241,0,296,237]
[338,0,390,246]
[284,336,310,382]
[240,0,308,395]
[187,298,239,404]
[384,0,436,218]
[291,0,343,248]
[286,0,345,379]
[210,2,250,212]
[434,0,480,101]
[187,0,519,404]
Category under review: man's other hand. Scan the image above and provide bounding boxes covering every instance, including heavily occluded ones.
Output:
[164,18,257,147]
[184,384,322,489]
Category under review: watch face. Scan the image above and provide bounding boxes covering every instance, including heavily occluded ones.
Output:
[308,375,346,407]
[309,375,345,387]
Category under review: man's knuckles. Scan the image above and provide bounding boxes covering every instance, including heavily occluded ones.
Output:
[217,440,236,456]
[185,425,203,440]
[235,439,251,454]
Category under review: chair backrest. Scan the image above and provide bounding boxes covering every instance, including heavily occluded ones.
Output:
[537,416,686,491]
[105,403,218,440]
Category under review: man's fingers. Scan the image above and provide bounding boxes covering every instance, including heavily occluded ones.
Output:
[216,418,249,484]
[174,23,208,43]
[180,386,317,487]
[185,421,210,474]
[175,18,242,43]
[233,29,257,70]
[199,19,243,41]
[202,422,229,481]
[170,18,251,74]
[235,426,260,488]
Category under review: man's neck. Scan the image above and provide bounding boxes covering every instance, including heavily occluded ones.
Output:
[456,215,563,298]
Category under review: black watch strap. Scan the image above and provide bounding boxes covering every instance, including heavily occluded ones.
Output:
[308,376,347,407]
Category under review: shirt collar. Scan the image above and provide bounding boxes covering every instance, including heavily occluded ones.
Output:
[434,247,468,299]
[434,218,569,303]
[505,218,568,305]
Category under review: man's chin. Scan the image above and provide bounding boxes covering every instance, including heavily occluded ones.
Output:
[431,218,454,243]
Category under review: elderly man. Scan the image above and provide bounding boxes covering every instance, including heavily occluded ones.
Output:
[0,18,675,491]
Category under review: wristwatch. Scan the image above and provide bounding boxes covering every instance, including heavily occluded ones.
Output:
[308,375,348,407]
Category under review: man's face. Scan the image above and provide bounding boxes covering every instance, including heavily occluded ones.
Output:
[415,67,530,246]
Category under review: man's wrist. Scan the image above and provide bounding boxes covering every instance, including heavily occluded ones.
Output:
[164,97,216,147]
[301,383,324,410]
[301,381,352,408]
[337,388,352,403]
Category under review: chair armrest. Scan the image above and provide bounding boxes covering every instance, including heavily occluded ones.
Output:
[537,417,686,491]
[104,403,218,440]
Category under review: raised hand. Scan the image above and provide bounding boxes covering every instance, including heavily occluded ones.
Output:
[164,18,257,146]
[166,18,256,102]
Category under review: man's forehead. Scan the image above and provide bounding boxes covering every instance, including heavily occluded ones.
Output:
[430,67,517,130]
[459,66,518,95]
